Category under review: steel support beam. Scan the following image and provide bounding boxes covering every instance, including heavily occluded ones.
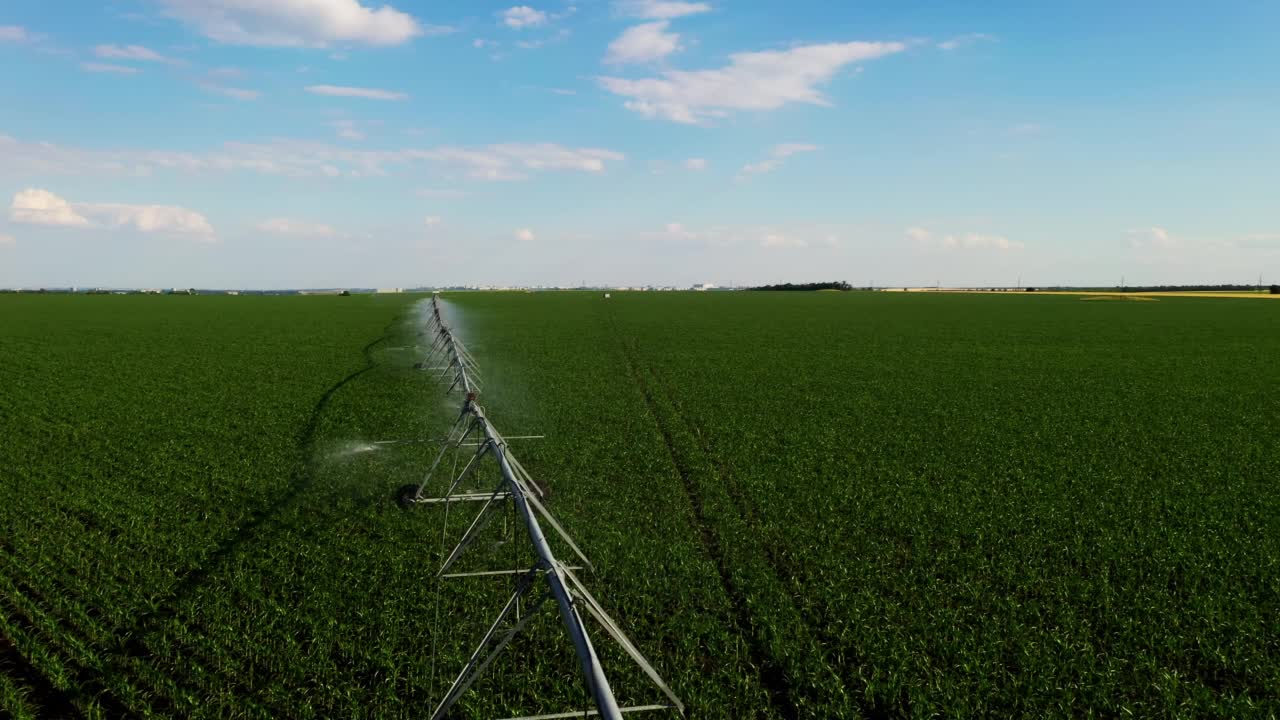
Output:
[412,294,682,720]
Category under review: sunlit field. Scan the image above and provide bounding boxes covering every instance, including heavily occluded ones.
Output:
[2,291,1277,718]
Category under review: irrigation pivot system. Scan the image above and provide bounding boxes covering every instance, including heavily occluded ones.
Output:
[400,294,685,720]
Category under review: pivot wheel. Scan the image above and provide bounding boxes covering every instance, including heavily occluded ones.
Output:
[396,484,421,508]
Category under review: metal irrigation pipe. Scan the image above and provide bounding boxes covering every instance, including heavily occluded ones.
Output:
[425,295,626,720]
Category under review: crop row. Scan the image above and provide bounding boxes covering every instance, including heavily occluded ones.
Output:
[448,290,1280,717]
[3,290,1277,718]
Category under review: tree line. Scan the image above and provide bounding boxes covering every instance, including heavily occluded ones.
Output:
[751,281,854,292]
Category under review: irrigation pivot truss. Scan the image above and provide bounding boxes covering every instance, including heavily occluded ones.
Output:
[399,294,685,720]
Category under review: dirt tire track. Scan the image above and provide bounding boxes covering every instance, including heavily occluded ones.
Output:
[601,306,816,720]
[640,359,851,654]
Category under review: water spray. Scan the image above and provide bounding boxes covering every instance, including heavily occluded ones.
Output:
[399,293,685,720]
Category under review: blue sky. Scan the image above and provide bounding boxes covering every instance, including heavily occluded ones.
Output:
[1,0,1277,289]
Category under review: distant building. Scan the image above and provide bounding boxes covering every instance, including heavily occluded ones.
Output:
[376,288,404,294]
[692,283,718,292]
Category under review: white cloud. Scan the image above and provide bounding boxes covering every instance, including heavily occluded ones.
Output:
[306,84,407,100]
[737,143,818,179]
[617,1,712,19]
[1129,227,1176,249]
[905,226,932,243]
[422,143,624,180]
[207,66,244,78]
[10,189,91,227]
[201,83,261,100]
[257,217,336,237]
[0,132,624,182]
[94,44,180,63]
[664,222,695,239]
[549,87,576,95]
[89,203,216,237]
[907,226,1022,251]
[503,6,548,29]
[606,21,681,64]
[1122,229,1280,261]
[515,28,571,50]
[937,33,993,51]
[473,38,498,49]
[0,233,13,246]
[658,221,839,250]
[739,161,779,178]
[155,0,425,47]
[943,233,1021,251]
[10,188,214,238]
[599,41,906,123]
[760,232,806,248]
[453,157,521,181]
[515,228,536,241]
[81,62,141,74]
[684,157,707,170]
[773,143,819,156]
[493,146,621,176]
[0,25,31,42]
[333,120,365,140]
[424,215,441,226]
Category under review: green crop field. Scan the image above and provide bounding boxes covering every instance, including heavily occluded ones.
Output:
[2,291,1278,719]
